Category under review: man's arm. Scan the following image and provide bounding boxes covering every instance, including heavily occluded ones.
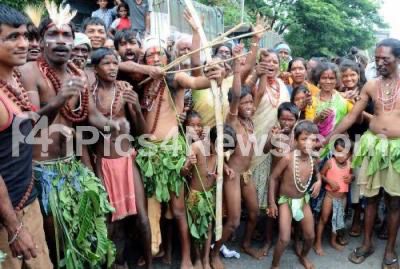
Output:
[0,175,37,259]
[183,9,201,76]
[325,81,371,142]
[145,12,151,34]
[227,46,243,118]
[118,61,164,79]
[174,62,223,90]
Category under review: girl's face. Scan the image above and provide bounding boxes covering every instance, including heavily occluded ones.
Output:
[95,54,119,82]
[334,144,351,164]
[319,69,337,93]
[293,91,307,111]
[186,116,203,141]
[118,6,128,18]
[290,60,307,84]
[278,110,297,134]
[341,68,359,90]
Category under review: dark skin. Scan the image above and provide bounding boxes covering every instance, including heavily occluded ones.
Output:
[210,45,262,269]
[0,24,40,261]
[267,132,321,269]
[141,45,223,269]
[92,53,152,269]
[19,23,118,264]
[325,45,400,267]
[71,44,90,70]
[314,146,352,256]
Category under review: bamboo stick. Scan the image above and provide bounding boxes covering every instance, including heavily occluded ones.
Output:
[165,52,250,74]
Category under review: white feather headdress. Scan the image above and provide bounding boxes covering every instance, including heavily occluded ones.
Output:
[24,4,45,27]
[45,0,77,29]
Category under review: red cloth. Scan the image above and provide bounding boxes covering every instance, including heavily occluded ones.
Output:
[101,151,137,222]
[116,18,131,31]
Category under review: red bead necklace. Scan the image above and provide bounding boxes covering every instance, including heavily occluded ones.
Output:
[37,57,89,123]
[0,71,33,112]
[143,80,165,135]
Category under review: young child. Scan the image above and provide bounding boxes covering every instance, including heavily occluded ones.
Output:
[91,0,120,29]
[181,124,237,269]
[109,1,132,37]
[261,102,299,255]
[268,120,322,269]
[314,138,352,256]
[210,44,263,268]
[184,110,204,142]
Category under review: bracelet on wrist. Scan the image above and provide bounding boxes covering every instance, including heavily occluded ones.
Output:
[8,222,23,245]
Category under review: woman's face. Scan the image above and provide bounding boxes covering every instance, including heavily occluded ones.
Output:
[319,69,337,93]
[341,68,359,90]
[290,60,307,84]
[293,91,307,111]
[260,53,279,78]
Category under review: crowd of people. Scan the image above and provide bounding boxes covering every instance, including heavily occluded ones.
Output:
[0,1,400,269]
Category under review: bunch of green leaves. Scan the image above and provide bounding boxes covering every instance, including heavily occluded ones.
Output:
[48,159,115,269]
[186,190,215,245]
[136,137,186,202]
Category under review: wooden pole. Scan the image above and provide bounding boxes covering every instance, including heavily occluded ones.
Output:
[182,0,224,240]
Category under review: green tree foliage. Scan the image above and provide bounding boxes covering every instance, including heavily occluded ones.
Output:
[201,0,386,58]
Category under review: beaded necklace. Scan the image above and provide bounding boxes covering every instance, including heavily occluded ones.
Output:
[143,80,165,134]
[292,149,314,193]
[238,117,254,135]
[0,71,33,112]
[378,76,400,112]
[265,78,280,108]
[92,79,124,119]
[37,57,89,123]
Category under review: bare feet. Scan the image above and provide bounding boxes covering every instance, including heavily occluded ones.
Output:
[295,239,302,257]
[261,241,272,256]
[180,261,194,269]
[193,259,203,269]
[241,245,264,260]
[313,243,325,256]
[330,240,345,252]
[203,261,212,269]
[299,256,315,269]
[210,254,224,269]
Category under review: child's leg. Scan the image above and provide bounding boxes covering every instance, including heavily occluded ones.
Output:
[241,178,262,259]
[211,174,241,269]
[170,185,193,269]
[193,244,202,269]
[262,216,275,256]
[271,203,292,269]
[314,193,332,256]
[299,204,315,269]
[133,163,153,269]
[202,225,212,269]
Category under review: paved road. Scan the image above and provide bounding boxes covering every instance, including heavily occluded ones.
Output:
[137,229,390,269]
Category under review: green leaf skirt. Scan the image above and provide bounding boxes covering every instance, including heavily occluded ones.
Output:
[136,136,187,202]
[33,157,115,269]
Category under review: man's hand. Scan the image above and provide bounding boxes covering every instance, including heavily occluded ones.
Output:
[53,77,84,107]
[224,165,235,180]
[122,85,141,111]
[183,9,199,32]
[148,66,165,79]
[232,44,244,58]
[267,203,278,218]
[8,227,37,260]
[204,61,224,85]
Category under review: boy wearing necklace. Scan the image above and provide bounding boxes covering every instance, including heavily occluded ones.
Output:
[210,45,261,269]
[181,125,237,269]
[90,48,152,269]
[267,120,321,269]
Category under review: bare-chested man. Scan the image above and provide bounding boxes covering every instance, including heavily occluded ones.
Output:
[19,14,116,267]
[90,47,152,269]
[135,36,223,269]
[326,38,400,268]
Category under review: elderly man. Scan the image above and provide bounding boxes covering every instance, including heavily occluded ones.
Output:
[71,32,91,70]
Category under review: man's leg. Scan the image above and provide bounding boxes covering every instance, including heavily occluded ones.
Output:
[170,185,193,269]
[241,178,262,259]
[211,174,241,269]
[383,193,400,265]
[132,163,152,269]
